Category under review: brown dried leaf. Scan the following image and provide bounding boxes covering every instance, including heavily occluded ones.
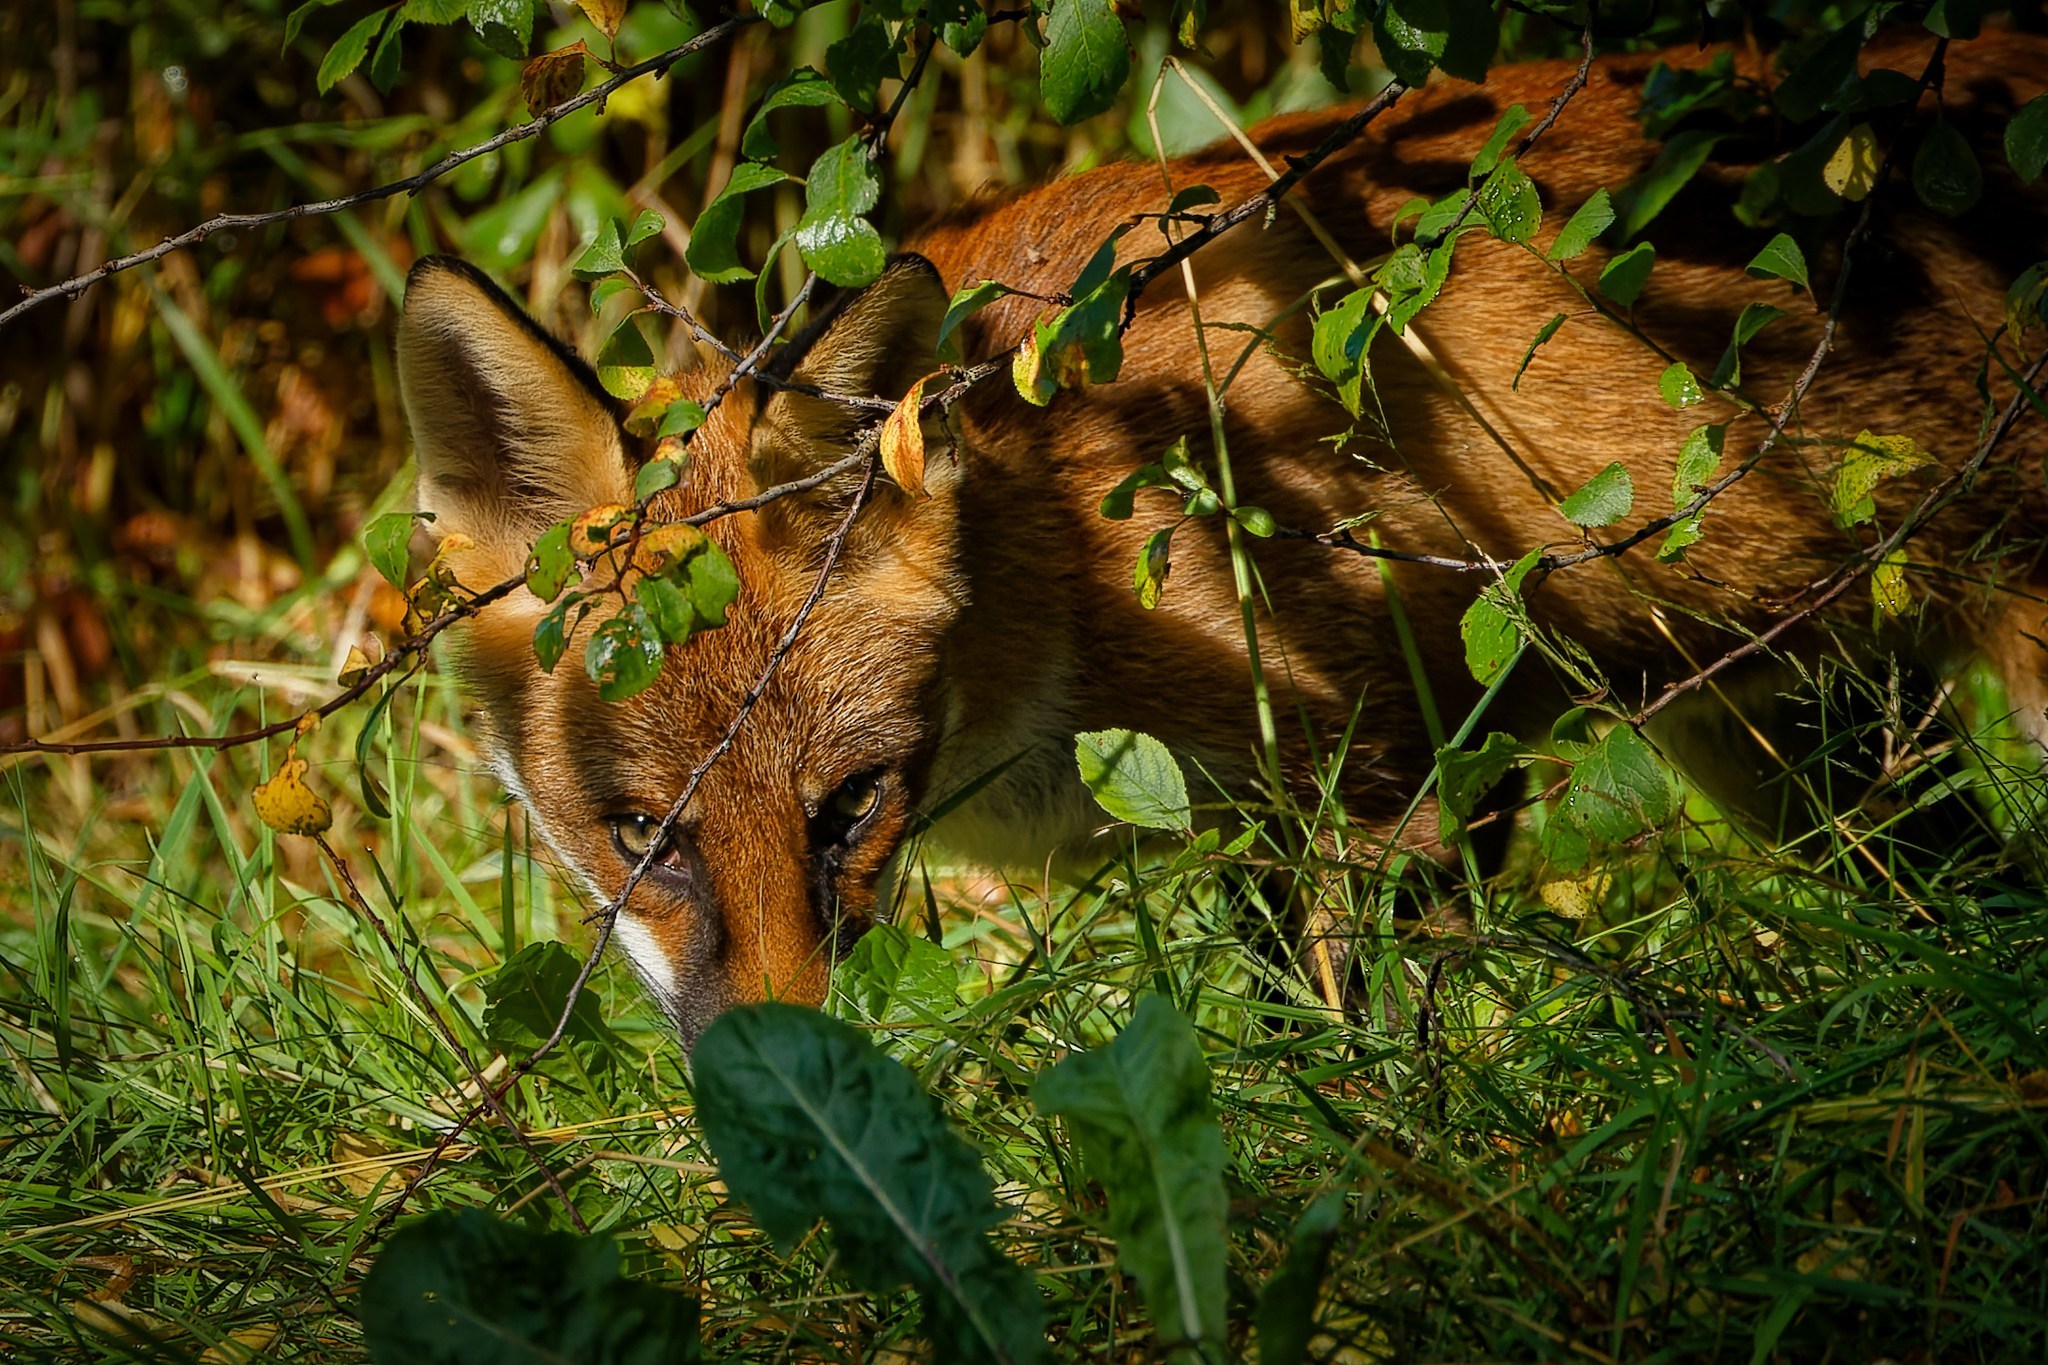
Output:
[575,0,627,40]
[252,757,333,837]
[880,373,938,498]
[201,1326,282,1364]
[520,42,588,117]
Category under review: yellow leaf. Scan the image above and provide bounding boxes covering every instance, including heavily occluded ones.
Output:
[337,642,378,687]
[633,521,709,577]
[880,374,937,498]
[1872,547,1911,617]
[624,377,683,438]
[570,503,634,558]
[252,757,333,837]
[574,0,626,40]
[1540,874,1609,919]
[1823,124,1881,202]
[294,711,322,740]
[519,42,588,117]
[201,1326,282,1364]
[1012,333,1053,407]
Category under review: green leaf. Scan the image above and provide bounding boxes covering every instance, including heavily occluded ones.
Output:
[835,923,957,1028]
[1040,0,1131,126]
[1459,551,1535,686]
[1659,424,1724,563]
[482,941,625,1093]
[2009,95,2048,184]
[624,209,664,249]
[825,14,896,111]
[525,521,575,602]
[694,1004,1051,1365]
[1033,996,1227,1352]
[1233,504,1276,537]
[584,604,664,702]
[1598,242,1655,307]
[1773,17,1871,122]
[1872,546,1912,616]
[1709,301,1786,390]
[359,1208,703,1365]
[1672,423,1725,507]
[1075,729,1190,831]
[1745,232,1810,290]
[466,0,535,59]
[363,510,424,588]
[1412,188,1472,245]
[369,14,407,94]
[634,458,682,502]
[1913,118,1983,217]
[532,594,585,673]
[1564,723,1671,842]
[1469,104,1530,180]
[1557,461,1634,528]
[1658,362,1703,409]
[742,68,843,161]
[937,280,1025,363]
[318,8,386,93]
[1311,288,1374,416]
[1375,0,1491,86]
[1548,188,1613,261]
[1476,157,1540,244]
[1512,312,1566,390]
[796,136,885,288]
[685,161,790,285]
[595,318,656,401]
[1254,1195,1343,1365]
[1609,130,1723,243]
[660,399,706,438]
[573,216,625,280]
[1168,184,1221,214]
[1099,462,1173,520]
[1027,253,1132,398]
[1134,526,1171,608]
[1832,430,1933,527]
[1435,732,1530,843]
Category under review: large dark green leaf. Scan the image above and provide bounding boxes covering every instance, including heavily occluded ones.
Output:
[360,1209,703,1364]
[694,1004,1050,1364]
[1609,130,1722,243]
[1040,0,1130,125]
[685,162,790,284]
[796,136,885,287]
[1033,996,1228,1354]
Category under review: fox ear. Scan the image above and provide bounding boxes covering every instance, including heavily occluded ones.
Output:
[751,255,950,497]
[397,257,633,561]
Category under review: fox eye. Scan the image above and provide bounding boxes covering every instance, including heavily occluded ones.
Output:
[610,813,680,870]
[814,771,885,850]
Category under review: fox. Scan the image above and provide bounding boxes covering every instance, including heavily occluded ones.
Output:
[396,29,2048,1044]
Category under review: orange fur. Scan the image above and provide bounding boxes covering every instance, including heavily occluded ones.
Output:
[398,32,2048,1042]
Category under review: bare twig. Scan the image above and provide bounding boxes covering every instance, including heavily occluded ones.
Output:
[0,16,762,332]
[1637,345,2048,723]
[313,835,589,1231]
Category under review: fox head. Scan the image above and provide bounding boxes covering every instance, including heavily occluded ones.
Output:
[396,255,963,1044]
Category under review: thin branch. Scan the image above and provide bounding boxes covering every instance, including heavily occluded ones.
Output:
[0,16,762,332]
[313,834,589,1231]
[1637,344,2048,724]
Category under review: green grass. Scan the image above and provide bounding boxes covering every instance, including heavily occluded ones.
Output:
[2,650,2046,1363]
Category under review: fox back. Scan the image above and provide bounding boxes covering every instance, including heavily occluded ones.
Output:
[397,31,2048,1043]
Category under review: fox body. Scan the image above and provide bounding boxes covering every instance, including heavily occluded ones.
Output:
[398,33,2048,1042]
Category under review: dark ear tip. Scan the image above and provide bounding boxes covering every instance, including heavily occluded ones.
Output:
[883,252,944,288]
[405,255,499,299]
